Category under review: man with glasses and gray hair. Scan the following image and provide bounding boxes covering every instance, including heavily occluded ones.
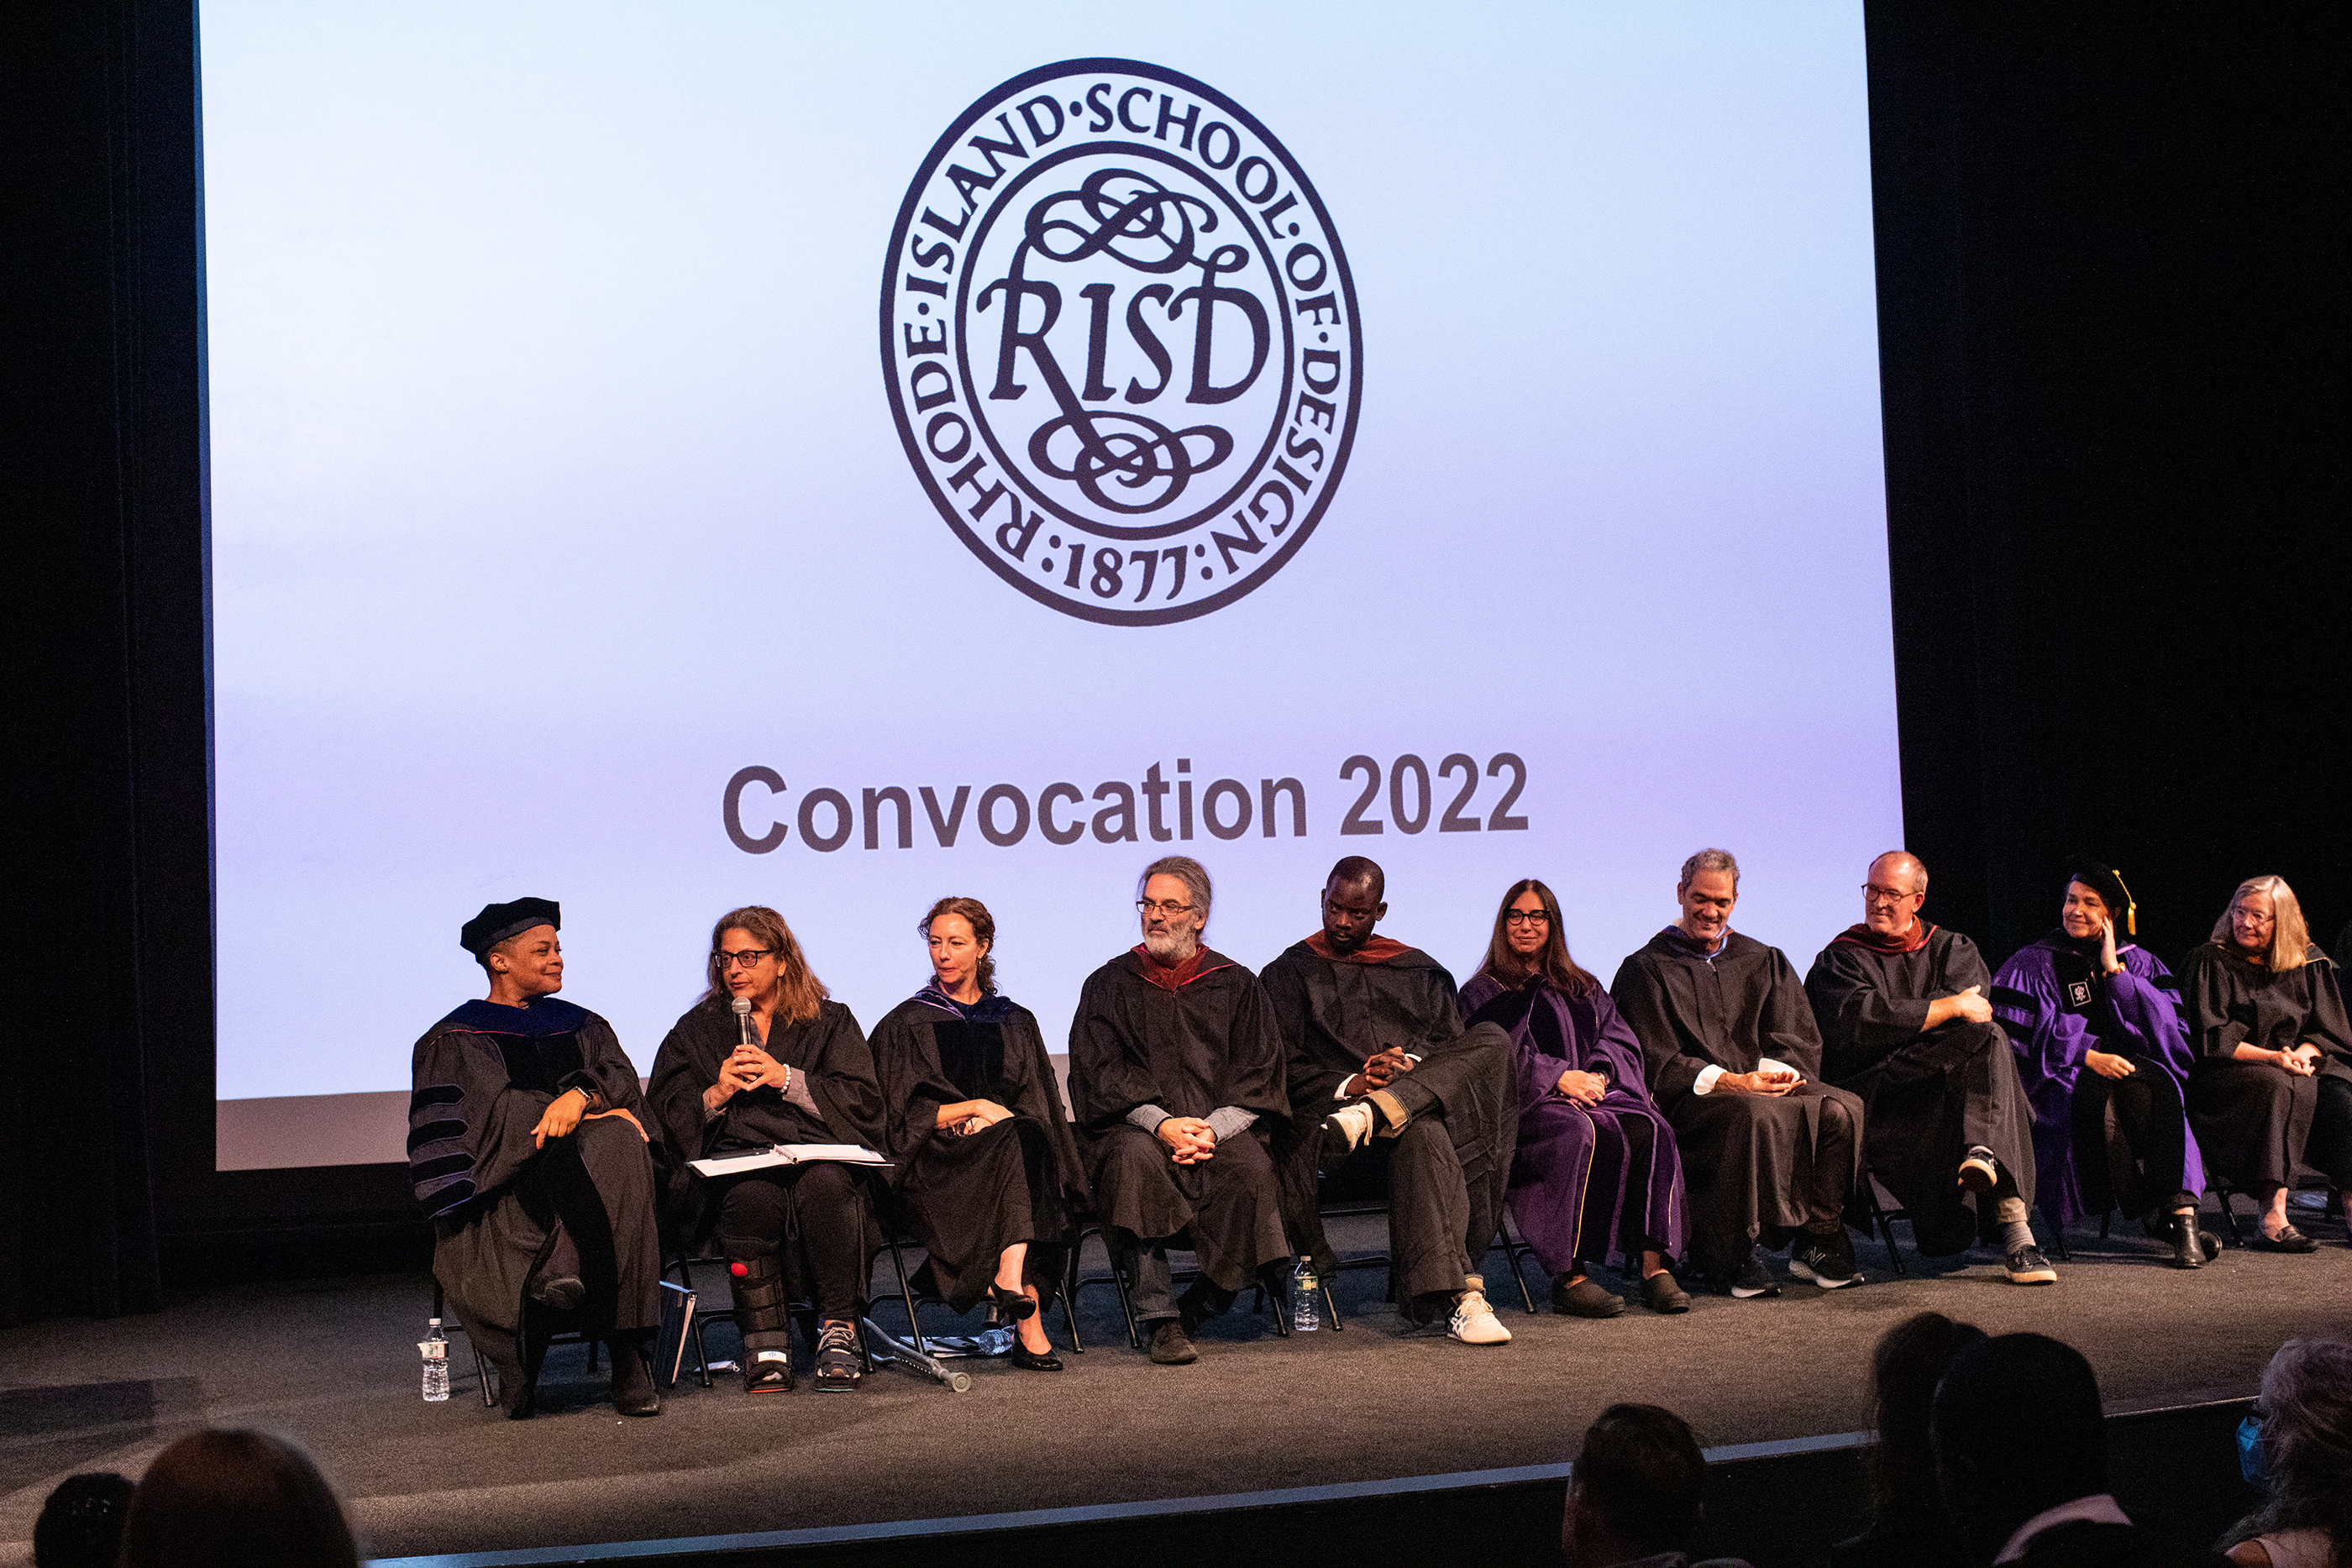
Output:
[1805,852,2050,1285]
[1067,856,1292,1363]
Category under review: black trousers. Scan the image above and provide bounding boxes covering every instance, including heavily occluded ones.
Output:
[715,1163,869,1329]
[2070,1054,2196,1217]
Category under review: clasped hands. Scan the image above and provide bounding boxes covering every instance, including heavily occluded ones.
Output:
[1157,1115,1219,1165]
[531,1086,648,1148]
[701,1042,790,1115]
[1716,1067,1804,1097]
[1341,1046,1417,1099]
[2271,1043,2323,1078]
[937,1098,1016,1136]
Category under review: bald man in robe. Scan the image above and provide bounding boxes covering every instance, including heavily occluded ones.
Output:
[1804,852,2050,1283]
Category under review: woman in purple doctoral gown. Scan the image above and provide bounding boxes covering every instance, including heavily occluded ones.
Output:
[1458,879,1690,1317]
[1990,864,2213,1269]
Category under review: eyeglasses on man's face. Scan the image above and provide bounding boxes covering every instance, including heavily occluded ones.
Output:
[1504,910,1551,927]
[1861,884,1918,905]
[716,948,774,969]
[1137,899,1195,917]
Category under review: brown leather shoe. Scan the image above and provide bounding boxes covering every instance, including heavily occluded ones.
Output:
[1553,1276,1626,1319]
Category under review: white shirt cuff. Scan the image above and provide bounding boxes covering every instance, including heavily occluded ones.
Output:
[1693,1064,1724,1095]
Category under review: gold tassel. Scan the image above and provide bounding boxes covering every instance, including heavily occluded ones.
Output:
[2112,868,2137,937]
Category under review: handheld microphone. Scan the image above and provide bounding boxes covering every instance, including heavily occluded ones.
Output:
[732,994,753,1047]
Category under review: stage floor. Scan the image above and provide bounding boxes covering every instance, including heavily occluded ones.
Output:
[3,1205,2344,1565]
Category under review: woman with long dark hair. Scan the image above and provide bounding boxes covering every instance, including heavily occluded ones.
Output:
[868,896,1088,1371]
[648,906,886,1392]
[2181,876,2352,1252]
[1458,878,1689,1317]
[1828,1312,1986,1568]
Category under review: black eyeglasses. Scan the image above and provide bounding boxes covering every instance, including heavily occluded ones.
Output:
[1504,910,1551,927]
[716,948,774,969]
[1137,899,1195,917]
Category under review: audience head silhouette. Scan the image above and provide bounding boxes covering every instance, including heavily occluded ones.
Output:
[1933,1334,2106,1561]
[1562,1403,1728,1567]
[1870,1311,1987,1526]
[2224,1336,2352,1563]
[116,1429,359,1568]
[32,1471,134,1568]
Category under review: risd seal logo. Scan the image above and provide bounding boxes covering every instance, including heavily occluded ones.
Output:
[883,60,1361,626]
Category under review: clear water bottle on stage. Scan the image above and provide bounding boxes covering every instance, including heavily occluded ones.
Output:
[420,1318,449,1402]
[1291,1258,1320,1333]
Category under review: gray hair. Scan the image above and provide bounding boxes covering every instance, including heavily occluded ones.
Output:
[1139,855,1212,924]
[2228,1338,2352,1553]
[1677,848,1740,892]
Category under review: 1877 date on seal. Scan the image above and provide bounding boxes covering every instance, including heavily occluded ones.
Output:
[882,60,1362,626]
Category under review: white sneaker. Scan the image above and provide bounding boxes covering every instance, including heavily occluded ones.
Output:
[1446,1288,1511,1345]
[1320,1100,1376,1155]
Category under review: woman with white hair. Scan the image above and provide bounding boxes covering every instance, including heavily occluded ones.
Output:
[2224,1337,2352,1567]
[2181,876,2351,1251]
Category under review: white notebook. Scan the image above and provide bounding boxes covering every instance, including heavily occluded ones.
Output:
[690,1143,890,1177]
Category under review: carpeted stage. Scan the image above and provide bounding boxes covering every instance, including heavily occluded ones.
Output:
[3,1204,2343,1568]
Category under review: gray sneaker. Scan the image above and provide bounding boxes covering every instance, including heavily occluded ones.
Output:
[814,1319,863,1388]
[2003,1245,2057,1285]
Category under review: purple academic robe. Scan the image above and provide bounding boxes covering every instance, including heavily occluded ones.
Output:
[1459,969,1687,1272]
[1991,934,2205,1224]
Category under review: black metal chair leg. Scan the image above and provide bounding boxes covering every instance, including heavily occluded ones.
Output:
[1490,1219,1539,1313]
[2215,1183,2246,1246]
[879,1227,931,1356]
[1061,1240,1086,1353]
[2043,1210,2071,1262]
[1321,1275,1344,1329]
[1867,1177,1910,1278]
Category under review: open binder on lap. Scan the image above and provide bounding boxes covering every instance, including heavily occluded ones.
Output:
[689,1144,891,1177]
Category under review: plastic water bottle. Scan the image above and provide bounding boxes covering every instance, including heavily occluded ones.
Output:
[1291,1258,1321,1333]
[420,1319,450,1403]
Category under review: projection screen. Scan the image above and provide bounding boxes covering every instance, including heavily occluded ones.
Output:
[202,2,1900,1169]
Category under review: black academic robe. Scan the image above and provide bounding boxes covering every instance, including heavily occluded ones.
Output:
[1805,926,2037,1254]
[1067,947,1292,1287]
[869,987,1088,1311]
[408,996,662,1403]
[1610,930,1863,1275]
[648,997,889,1243]
[1257,938,1518,1300]
[2179,941,2352,1189]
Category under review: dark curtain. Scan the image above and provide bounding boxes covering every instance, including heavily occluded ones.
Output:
[3,0,208,1324]
[0,3,2339,1315]
[1870,4,2344,970]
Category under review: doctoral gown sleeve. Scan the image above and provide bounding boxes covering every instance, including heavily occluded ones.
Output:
[409,1025,554,1218]
[648,1013,722,1163]
[1068,963,1158,1134]
[869,1001,955,1167]
[2180,945,2254,1060]
[1258,951,1345,1110]
[1582,989,1654,1089]
[1991,945,2085,1126]
[1219,971,1292,1121]
[1005,1005,1089,1197]
[797,1002,887,1151]
[1805,942,1923,1078]
[1609,954,1714,1104]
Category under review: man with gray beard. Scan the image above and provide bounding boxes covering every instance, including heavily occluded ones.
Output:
[1067,856,1292,1364]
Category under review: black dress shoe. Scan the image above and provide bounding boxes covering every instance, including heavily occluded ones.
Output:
[609,1344,661,1417]
[2169,1211,2204,1270]
[1009,1340,1063,1371]
[1639,1271,1692,1314]
[2255,1225,2319,1253]
[990,1283,1038,1322]
[1553,1276,1626,1318]
[528,1274,585,1312]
